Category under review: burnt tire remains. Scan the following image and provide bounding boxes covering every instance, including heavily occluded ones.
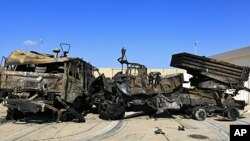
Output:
[98,99,125,120]
[60,109,85,122]
[223,107,239,121]
[192,107,207,121]
[6,109,24,120]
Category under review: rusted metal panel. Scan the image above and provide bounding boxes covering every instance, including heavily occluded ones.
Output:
[0,71,63,93]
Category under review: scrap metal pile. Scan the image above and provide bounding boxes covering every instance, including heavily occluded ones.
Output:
[0,45,249,123]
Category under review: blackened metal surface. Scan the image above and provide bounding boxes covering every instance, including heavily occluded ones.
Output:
[170,52,250,86]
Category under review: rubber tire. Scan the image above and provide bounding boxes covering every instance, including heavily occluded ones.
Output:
[223,107,239,121]
[192,107,207,121]
[98,99,125,120]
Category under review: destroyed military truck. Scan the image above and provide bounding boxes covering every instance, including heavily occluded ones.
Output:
[87,48,183,120]
[0,43,95,122]
[171,53,250,120]
[88,49,250,121]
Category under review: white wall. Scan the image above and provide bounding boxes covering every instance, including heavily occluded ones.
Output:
[234,75,250,104]
[96,68,186,78]
[182,73,192,88]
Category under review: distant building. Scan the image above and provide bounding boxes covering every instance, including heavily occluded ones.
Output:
[96,68,186,78]
[210,46,250,104]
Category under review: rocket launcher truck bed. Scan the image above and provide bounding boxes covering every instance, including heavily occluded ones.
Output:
[170,52,250,88]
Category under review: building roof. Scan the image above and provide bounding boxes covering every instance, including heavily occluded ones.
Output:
[210,46,250,67]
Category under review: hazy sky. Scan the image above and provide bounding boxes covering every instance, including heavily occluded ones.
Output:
[0,0,250,68]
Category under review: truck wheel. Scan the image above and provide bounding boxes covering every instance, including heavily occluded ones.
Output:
[6,109,23,120]
[192,107,207,121]
[223,107,239,121]
[60,108,85,122]
[98,99,125,120]
[6,110,13,120]
[73,96,92,114]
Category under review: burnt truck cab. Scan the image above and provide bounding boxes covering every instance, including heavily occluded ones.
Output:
[0,44,95,122]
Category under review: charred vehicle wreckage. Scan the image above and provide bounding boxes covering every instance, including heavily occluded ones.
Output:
[0,46,250,122]
[171,53,250,120]
[87,48,184,120]
[0,43,96,122]
[87,48,250,121]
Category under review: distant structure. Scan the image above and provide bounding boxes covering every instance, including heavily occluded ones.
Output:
[210,46,250,104]
[210,46,250,66]
[194,41,199,55]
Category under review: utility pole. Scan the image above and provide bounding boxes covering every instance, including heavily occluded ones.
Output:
[194,41,199,55]
[40,39,43,53]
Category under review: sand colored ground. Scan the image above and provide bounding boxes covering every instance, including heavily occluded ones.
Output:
[0,105,250,141]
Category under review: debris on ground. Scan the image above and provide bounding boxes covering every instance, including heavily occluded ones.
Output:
[154,127,170,141]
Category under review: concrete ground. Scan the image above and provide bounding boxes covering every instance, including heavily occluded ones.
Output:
[0,105,250,141]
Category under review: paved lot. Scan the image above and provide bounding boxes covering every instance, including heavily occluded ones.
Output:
[0,105,250,141]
